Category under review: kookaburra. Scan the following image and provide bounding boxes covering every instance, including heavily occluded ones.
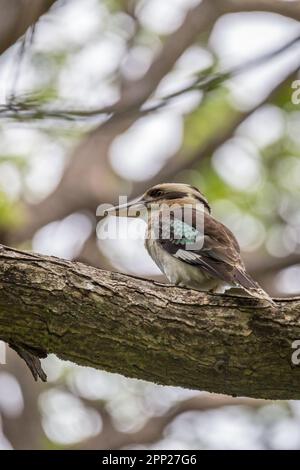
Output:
[106,183,275,306]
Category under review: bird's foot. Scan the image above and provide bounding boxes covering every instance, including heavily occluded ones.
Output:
[9,342,47,382]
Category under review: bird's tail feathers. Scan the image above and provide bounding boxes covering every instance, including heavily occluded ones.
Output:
[234,268,276,307]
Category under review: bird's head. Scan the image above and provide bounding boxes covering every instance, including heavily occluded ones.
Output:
[143,183,210,212]
[105,183,211,217]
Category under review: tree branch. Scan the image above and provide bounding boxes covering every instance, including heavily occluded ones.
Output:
[0,0,57,55]
[79,394,266,449]
[2,32,299,121]
[0,244,300,399]
[223,0,300,21]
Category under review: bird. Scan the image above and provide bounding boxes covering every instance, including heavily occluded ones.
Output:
[106,183,275,306]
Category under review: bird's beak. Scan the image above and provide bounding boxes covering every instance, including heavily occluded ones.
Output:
[104,196,148,218]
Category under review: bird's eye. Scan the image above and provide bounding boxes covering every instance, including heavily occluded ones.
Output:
[149,189,163,198]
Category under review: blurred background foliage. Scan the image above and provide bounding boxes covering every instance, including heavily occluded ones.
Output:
[0,0,300,450]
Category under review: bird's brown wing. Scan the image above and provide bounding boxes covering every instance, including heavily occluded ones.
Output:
[158,209,257,288]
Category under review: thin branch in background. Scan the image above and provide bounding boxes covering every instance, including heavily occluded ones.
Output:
[7,25,36,104]
[0,32,299,122]
[154,31,300,103]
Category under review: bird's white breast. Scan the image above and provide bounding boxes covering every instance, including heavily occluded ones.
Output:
[145,237,219,291]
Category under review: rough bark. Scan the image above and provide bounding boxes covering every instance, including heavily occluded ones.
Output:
[0,244,299,399]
